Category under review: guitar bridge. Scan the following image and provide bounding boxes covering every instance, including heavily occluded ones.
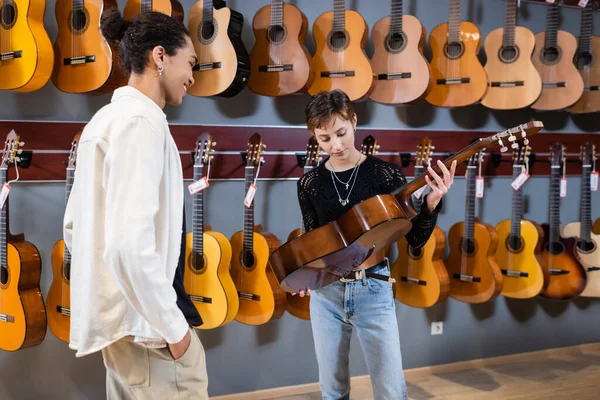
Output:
[584,86,600,92]
[56,306,71,316]
[377,72,411,80]
[490,81,525,87]
[437,78,470,85]
[321,71,355,78]
[542,82,567,88]
[238,292,260,301]
[548,268,570,275]
[452,273,481,283]
[189,295,213,304]
[0,313,15,323]
[194,62,222,71]
[64,56,96,65]
[501,269,529,278]
[0,51,22,61]
[400,276,427,286]
[259,64,293,72]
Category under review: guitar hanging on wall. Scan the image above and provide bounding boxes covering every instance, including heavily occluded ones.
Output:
[123,0,184,20]
[48,131,81,343]
[0,130,47,352]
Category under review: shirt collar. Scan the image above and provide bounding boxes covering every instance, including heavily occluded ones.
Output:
[111,86,167,120]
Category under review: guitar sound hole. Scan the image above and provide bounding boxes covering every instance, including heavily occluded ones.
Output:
[388,32,405,51]
[507,235,523,252]
[575,52,593,69]
[542,47,560,63]
[71,10,87,32]
[408,246,422,258]
[577,240,595,253]
[330,31,347,50]
[268,25,286,44]
[499,46,519,63]
[548,241,565,255]
[242,252,254,269]
[444,41,464,60]
[63,262,71,281]
[462,239,476,255]
[201,21,215,41]
[0,4,17,29]
[190,252,205,271]
[0,266,8,285]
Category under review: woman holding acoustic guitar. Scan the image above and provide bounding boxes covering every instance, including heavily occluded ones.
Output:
[294,90,456,400]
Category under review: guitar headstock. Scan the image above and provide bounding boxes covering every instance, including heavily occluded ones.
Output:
[512,141,531,167]
[467,150,484,167]
[67,131,82,169]
[305,136,321,168]
[549,142,566,167]
[1,130,22,170]
[194,132,215,167]
[246,133,264,167]
[415,137,433,168]
[361,135,379,156]
[580,141,596,166]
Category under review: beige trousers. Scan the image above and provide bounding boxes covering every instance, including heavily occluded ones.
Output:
[101,327,208,400]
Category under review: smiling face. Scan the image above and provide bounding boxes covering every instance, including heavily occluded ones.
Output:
[313,113,358,164]
[159,36,197,106]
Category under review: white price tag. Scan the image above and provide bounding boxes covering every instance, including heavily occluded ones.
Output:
[188,176,210,195]
[0,183,10,210]
[244,184,257,208]
[546,0,555,3]
[560,178,567,198]
[414,186,426,199]
[476,177,484,198]
[591,172,599,191]
[511,171,530,191]
[579,0,589,7]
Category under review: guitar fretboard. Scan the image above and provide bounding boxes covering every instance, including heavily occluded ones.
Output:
[502,0,517,49]
[544,4,559,50]
[63,168,75,263]
[510,165,523,240]
[333,0,346,33]
[270,0,284,27]
[580,164,592,243]
[141,0,152,14]
[0,168,7,270]
[463,166,476,250]
[390,0,404,35]
[413,166,424,214]
[192,165,205,257]
[448,0,462,44]
[243,166,255,265]
[72,0,84,12]
[202,0,215,26]
[549,166,562,245]
[579,3,594,56]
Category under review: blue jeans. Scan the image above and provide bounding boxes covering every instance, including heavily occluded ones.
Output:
[310,262,408,400]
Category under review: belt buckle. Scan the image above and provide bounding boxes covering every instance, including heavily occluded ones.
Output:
[340,270,363,282]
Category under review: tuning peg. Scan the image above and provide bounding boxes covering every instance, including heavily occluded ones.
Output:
[262,144,267,148]
[213,141,217,146]
[511,142,519,149]
[497,138,508,152]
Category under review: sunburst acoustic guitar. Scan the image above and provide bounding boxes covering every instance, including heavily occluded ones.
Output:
[538,143,587,301]
[494,142,546,299]
[184,133,239,329]
[392,137,449,308]
[562,142,600,298]
[446,150,503,303]
[230,133,286,325]
[0,130,46,352]
[48,131,81,343]
[0,0,54,92]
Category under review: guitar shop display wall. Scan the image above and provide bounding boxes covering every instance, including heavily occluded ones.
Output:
[0,0,599,399]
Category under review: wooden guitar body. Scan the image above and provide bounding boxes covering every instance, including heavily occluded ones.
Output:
[52,0,115,93]
[47,239,71,343]
[248,2,313,96]
[284,228,310,320]
[188,0,250,98]
[562,222,600,298]
[481,26,542,110]
[123,0,184,21]
[594,217,600,235]
[184,230,238,329]
[568,36,600,114]
[0,0,54,92]
[0,241,46,351]
[446,221,503,303]
[230,231,286,325]
[426,22,487,107]
[392,226,448,308]
[531,31,584,111]
[537,224,587,300]
[494,219,546,299]
[308,10,374,101]
[370,14,432,105]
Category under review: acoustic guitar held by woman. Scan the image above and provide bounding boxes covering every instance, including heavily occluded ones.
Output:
[308,0,374,101]
[248,0,313,96]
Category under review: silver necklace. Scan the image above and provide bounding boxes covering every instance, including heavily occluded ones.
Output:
[330,155,362,206]
[329,153,361,189]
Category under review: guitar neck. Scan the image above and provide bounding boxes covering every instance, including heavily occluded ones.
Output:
[464,166,476,249]
[271,0,284,27]
[63,168,75,263]
[203,0,214,23]
[141,0,152,13]
[390,0,404,34]
[333,0,346,32]
[300,165,312,234]
[0,168,7,269]
[502,0,517,49]
[72,0,84,11]
[448,0,462,43]
[549,166,562,244]
[413,166,424,213]
[580,164,592,243]
[544,3,559,50]
[579,3,594,57]
[192,165,205,258]
[510,165,523,239]
[243,166,255,260]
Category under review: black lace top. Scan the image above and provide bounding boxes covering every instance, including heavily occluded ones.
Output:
[297,155,440,250]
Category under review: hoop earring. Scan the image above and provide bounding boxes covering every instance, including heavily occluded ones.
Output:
[158,66,164,76]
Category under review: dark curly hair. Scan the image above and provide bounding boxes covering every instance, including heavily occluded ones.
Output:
[101,9,190,76]
[305,90,356,133]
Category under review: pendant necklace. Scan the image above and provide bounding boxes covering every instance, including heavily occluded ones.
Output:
[330,153,362,206]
